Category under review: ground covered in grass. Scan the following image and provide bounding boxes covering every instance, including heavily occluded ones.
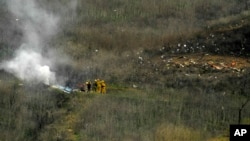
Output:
[35,85,249,141]
[1,1,250,141]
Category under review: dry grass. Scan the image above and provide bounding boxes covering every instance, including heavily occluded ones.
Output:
[1,75,250,141]
[207,137,228,141]
[154,123,204,141]
[48,0,250,86]
[1,1,250,141]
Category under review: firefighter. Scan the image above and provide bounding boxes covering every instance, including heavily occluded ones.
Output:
[86,81,92,92]
[93,79,97,92]
[101,80,106,94]
[96,79,102,93]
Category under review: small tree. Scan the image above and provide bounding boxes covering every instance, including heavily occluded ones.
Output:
[237,79,250,124]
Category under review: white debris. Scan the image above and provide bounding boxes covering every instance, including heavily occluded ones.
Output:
[210,34,215,38]
[189,59,196,64]
[179,64,184,68]
[18,83,23,86]
[132,84,138,88]
[160,46,165,51]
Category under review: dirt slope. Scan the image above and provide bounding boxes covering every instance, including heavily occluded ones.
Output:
[129,13,250,91]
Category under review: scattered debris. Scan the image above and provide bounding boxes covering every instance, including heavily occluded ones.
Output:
[132,84,138,88]
[159,54,249,75]
[51,85,73,94]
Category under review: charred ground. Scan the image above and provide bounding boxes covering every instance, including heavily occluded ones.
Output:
[128,12,250,93]
[1,1,250,141]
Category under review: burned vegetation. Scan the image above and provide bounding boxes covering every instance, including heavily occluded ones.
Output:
[1,0,250,141]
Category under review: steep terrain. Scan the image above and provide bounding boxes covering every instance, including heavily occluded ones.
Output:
[1,1,250,141]
[35,12,250,141]
[127,12,250,92]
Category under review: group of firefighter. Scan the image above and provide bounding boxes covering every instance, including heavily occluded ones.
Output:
[78,79,106,94]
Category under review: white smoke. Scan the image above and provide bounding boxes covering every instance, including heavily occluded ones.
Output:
[7,0,59,48]
[1,47,56,85]
[0,0,60,85]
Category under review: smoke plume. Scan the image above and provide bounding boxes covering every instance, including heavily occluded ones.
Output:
[1,0,61,85]
[1,47,56,85]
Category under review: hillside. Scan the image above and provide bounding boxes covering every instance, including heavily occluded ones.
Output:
[1,0,250,141]
[128,11,250,90]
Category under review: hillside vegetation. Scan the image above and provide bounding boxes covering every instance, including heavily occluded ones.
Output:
[1,0,250,141]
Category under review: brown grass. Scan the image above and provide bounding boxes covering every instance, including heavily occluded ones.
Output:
[154,123,204,141]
